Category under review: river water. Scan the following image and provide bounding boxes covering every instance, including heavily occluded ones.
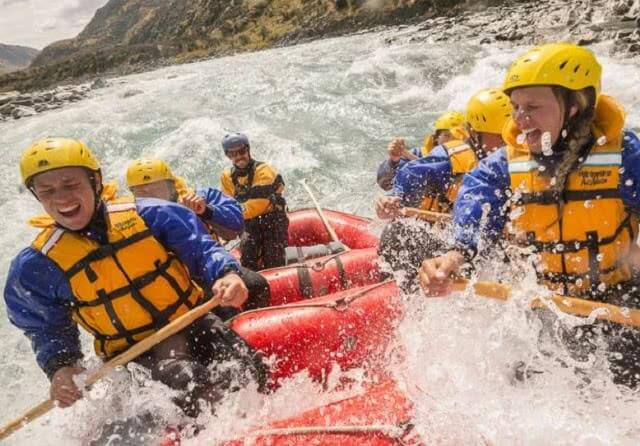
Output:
[1,25,640,445]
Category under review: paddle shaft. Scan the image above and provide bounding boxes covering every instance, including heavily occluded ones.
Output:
[401,207,451,223]
[0,296,221,441]
[300,181,351,251]
[452,279,640,328]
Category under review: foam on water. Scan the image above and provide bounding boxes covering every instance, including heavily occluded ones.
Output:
[1,25,640,445]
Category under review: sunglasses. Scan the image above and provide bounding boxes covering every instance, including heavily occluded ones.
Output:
[226,146,248,158]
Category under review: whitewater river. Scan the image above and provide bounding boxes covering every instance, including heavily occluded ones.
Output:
[1,26,640,445]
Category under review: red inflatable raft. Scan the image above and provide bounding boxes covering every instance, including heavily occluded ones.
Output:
[232,208,383,305]
[230,208,379,261]
[222,380,419,446]
[286,208,378,250]
[261,247,382,306]
[232,281,401,386]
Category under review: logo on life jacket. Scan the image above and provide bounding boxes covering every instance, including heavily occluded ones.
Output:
[579,170,611,186]
[113,217,138,232]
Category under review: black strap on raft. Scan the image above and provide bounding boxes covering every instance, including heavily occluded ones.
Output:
[285,241,346,265]
[334,254,349,290]
[296,265,314,299]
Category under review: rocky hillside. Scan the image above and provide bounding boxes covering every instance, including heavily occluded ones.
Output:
[0,44,39,74]
[0,0,639,93]
[0,0,496,92]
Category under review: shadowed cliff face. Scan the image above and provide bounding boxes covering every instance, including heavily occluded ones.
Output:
[1,0,638,92]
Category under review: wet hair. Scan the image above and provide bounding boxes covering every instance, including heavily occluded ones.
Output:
[545,86,597,196]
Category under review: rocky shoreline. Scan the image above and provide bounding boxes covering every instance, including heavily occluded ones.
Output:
[0,78,107,122]
[1,0,639,124]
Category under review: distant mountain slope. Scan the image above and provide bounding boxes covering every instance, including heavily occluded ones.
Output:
[0,43,39,72]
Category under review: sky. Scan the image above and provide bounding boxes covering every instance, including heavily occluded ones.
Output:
[0,0,108,49]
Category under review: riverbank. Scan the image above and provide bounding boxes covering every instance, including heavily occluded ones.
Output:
[1,0,638,122]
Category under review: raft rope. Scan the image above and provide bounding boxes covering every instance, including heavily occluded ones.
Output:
[258,250,354,273]
[227,280,395,322]
[243,421,415,444]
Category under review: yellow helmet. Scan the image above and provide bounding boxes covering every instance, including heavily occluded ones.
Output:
[503,43,601,96]
[126,159,175,188]
[466,88,513,135]
[20,137,100,186]
[434,111,465,131]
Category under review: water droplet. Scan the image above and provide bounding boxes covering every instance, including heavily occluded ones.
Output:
[516,132,526,145]
[596,253,604,261]
[619,167,626,174]
[538,165,546,172]
[550,177,557,186]
[597,135,607,146]
[494,189,503,198]
[575,278,583,287]
[584,200,593,208]
[625,179,634,186]
[561,129,568,138]
[509,206,525,220]
[597,282,607,292]
[555,243,565,252]
[541,131,553,156]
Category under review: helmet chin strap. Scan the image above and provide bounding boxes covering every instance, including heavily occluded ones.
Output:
[85,170,105,228]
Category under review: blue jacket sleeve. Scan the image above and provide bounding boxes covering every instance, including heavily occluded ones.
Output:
[136,198,241,288]
[196,187,244,232]
[4,249,82,378]
[452,148,510,255]
[391,145,453,206]
[620,130,640,214]
[376,148,423,190]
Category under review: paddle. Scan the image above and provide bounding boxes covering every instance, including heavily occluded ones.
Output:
[0,296,221,441]
[451,279,640,328]
[300,180,351,252]
[400,207,452,223]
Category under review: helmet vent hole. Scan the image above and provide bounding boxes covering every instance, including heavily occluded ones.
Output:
[559,60,568,70]
[573,64,581,73]
[585,69,590,76]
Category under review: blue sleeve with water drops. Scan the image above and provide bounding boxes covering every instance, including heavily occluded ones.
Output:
[620,130,640,215]
[196,186,244,232]
[452,148,510,254]
[391,145,453,206]
[3,249,83,378]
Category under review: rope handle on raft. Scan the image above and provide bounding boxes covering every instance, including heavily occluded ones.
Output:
[243,422,411,439]
[0,296,222,442]
[452,279,640,328]
[259,250,351,274]
[227,280,395,320]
